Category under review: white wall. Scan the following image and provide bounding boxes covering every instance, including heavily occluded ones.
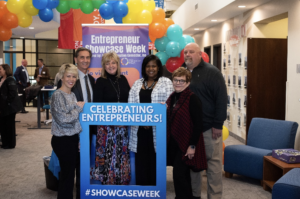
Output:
[35,29,58,39]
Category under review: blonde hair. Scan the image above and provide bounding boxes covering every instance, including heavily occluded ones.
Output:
[59,63,78,79]
[101,51,121,79]
[172,67,192,83]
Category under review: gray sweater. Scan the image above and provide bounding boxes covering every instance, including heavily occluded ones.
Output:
[51,89,83,136]
[186,59,227,131]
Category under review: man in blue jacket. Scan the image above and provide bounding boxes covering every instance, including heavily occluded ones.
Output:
[14,59,31,113]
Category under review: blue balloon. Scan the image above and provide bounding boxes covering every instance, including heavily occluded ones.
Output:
[155,51,169,66]
[123,0,129,3]
[114,16,123,24]
[178,35,194,50]
[155,36,170,52]
[166,41,181,57]
[106,0,116,4]
[39,8,53,22]
[191,37,195,43]
[183,35,193,43]
[33,0,48,9]
[100,3,114,20]
[167,24,183,42]
[113,2,128,18]
[47,0,59,9]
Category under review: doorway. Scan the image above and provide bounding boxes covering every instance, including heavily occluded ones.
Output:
[204,46,211,64]
[213,44,222,71]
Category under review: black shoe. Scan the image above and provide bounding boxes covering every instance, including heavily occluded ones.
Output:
[193,197,201,199]
[3,146,15,149]
[20,110,28,113]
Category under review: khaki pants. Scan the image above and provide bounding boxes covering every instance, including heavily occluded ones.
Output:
[190,128,223,199]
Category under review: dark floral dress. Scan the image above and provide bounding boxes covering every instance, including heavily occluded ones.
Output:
[91,125,130,185]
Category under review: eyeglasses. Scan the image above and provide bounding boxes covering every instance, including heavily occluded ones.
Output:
[173,79,186,84]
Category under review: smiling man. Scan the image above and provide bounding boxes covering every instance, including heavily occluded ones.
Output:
[183,43,227,199]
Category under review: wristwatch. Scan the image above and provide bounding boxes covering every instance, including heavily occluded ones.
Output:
[190,145,195,149]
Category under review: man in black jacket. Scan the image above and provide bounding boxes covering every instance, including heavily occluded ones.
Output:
[183,43,227,199]
[14,59,31,113]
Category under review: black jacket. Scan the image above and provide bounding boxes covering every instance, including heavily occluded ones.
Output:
[0,76,22,117]
[14,66,28,87]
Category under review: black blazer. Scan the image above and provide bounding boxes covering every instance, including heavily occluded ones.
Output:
[14,66,28,87]
[0,76,22,117]
[57,74,95,101]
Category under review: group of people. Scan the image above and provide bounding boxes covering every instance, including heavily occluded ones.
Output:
[0,42,227,199]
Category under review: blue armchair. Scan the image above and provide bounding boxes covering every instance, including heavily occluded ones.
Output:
[224,118,298,180]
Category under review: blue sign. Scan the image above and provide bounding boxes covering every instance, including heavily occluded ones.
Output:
[154,0,164,8]
[80,103,166,198]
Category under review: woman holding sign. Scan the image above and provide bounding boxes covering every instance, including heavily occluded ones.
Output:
[51,64,84,199]
[128,55,174,185]
[92,51,131,185]
[166,68,207,199]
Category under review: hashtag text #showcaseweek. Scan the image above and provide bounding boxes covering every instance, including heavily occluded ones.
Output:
[86,189,161,197]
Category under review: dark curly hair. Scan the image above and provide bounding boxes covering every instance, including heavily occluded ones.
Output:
[141,55,163,81]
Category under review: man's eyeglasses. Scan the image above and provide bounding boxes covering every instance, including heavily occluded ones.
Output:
[173,79,186,84]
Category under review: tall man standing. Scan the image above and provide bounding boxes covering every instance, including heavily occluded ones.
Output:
[34,59,50,111]
[14,59,31,113]
[184,43,227,199]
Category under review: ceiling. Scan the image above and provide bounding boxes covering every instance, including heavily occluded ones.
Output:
[11,0,274,38]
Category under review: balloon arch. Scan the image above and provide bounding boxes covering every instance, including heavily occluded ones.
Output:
[0,0,209,72]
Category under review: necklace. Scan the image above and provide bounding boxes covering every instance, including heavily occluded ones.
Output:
[109,78,120,102]
[143,80,156,90]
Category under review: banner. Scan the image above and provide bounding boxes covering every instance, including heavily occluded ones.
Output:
[82,24,149,86]
[80,103,167,199]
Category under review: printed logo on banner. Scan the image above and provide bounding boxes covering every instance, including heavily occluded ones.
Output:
[80,103,167,199]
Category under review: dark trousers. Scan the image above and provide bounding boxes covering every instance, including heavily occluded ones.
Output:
[51,134,80,199]
[40,91,49,107]
[0,113,16,148]
[135,127,156,186]
[17,84,27,111]
[168,139,193,199]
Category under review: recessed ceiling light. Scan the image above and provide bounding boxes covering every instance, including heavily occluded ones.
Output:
[194,28,200,30]
[238,5,246,8]
[29,27,34,29]
[211,20,218,22]
[20,37,24,39]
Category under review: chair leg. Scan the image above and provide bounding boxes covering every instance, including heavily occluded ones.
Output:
[225,171,233,178]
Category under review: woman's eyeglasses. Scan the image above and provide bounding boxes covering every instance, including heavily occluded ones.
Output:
[173,79,186,84]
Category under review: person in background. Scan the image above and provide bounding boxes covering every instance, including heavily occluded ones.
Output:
[0,64,22,149]
[14,59,31,113]
[183,43,227,199]
[166,67,206,199]
[50,63,84,199]
[92,51,131,185]
[128,54,174,185]
[34,58,50,111]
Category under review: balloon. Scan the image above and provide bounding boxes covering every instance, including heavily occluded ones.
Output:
[183,35,193,43]
[99,3,113,20]
[137,10,152,24]
[167,24,183,42]
[179,49,184,63]
[81,0,94,14]
[166,41,181,57]
[92,0,105,9]
[7,0,26,14]
[106,0,116,3]
[142,0,155,12]
[202,51,209,63]
[191,37,195,42]
[127,0,142,13]
[0,25,12,41]
[113,2,128,18]
[223,142,225,151]
[56,1,70,14]
[149,34,156,43]
[69,0,82,9]
[155,51,169,66]
[151,7,165,23]
[0,1,9,21]
[222,126,229,141]
[39,8,53,22]
[47,0,59,9]
[122,12,137,23]
[163,18,174,30]
[178,35,194,50]
[149,22,166,39]
[23,0,39,16]
[114,16,123,24]
[155,36,169,52]
[17,11,33,27]
[33,0,48,9]
[166,57,184,73]
[2,13,18,29]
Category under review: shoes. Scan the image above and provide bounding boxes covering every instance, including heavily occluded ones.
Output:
[192,197,201,199]
[20,110,28,113]
[40,109,45,112]
[2,146,15,149]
